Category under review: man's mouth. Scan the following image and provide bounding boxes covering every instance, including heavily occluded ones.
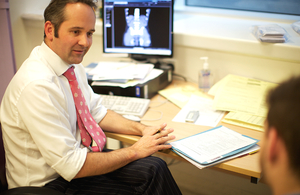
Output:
[73,50,85,54]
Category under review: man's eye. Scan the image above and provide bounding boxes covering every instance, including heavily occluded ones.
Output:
[73,30,79,35]
[87,32,94,37]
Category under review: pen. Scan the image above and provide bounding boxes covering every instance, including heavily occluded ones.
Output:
[156,128,161,134]
[239,150,259,158]
[249,150,259,155]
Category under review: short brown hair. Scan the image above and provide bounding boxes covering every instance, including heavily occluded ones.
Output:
[266,76,300,180]
[43,0,97,38]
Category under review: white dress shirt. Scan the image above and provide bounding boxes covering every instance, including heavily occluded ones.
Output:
[0,42,107,188]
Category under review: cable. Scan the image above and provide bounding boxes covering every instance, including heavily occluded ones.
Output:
[149,99,169,108]
[141,110,163,121]
[141,95,169,120]
[172,73,187,82]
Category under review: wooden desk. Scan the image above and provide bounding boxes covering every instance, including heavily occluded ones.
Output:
[105,80,263,183]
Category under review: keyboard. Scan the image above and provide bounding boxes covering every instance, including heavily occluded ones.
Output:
[100,94,150,117]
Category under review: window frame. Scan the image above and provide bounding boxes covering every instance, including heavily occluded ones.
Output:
[174,0,300,23]
[184,0,300,16]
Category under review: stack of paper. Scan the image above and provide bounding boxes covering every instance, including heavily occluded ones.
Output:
[252,24,286,43]
[87,61,154,83]
[170,126,260,169]
[208,74,278,131]
[292,21,300,35]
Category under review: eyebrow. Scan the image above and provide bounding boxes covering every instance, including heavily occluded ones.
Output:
[70,27,95,32]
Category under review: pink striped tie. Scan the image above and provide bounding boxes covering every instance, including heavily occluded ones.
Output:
[63,66,106,152]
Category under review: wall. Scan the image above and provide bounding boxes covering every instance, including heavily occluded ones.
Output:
[8,0,49,68]
[0,0,16,103]
[172,45,300,84]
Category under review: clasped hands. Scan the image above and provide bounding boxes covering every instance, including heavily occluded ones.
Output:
[130,123,176,159]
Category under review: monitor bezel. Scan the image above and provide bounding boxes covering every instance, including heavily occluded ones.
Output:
[101,0,174,60]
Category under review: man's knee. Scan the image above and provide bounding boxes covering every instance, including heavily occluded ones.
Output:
[138,156,170,177]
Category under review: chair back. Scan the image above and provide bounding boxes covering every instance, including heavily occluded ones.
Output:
[0,124,8,192]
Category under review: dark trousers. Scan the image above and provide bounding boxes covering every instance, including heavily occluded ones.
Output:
[44,155,182,195]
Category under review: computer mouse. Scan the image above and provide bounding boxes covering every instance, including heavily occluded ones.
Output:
[122,115,141,122]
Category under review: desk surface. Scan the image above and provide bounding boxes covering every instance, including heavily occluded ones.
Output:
[105,80,263,180]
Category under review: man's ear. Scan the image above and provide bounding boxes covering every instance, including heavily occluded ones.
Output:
[267,127,280,163]
[44,21,54,41]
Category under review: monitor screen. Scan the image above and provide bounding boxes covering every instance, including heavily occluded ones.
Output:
[102,0,173,60]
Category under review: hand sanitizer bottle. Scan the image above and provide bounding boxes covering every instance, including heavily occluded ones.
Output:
[198,57,211,92]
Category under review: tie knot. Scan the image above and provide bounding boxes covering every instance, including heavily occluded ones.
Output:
[63,66,76,81]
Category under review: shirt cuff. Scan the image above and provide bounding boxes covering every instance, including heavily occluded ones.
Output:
[51,146,88,181]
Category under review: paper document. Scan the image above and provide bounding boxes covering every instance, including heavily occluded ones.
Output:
[222,118,264,132]
[159,86,211,108]
[88,61,154,83]
[209,74,277,131]
[207,78,222,96]
[222,111,265,132]
[176,144,260,169]
[213,74,277,117]
[170,126,259,165]
[172,95,224,127]
[92,69,163,88]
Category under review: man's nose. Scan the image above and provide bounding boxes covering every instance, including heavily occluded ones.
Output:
[78,34,90,47]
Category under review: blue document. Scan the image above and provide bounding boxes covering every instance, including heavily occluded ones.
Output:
[170,125,259,165]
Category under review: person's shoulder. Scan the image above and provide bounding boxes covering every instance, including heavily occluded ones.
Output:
[17,54,54,83]
[12,50,61,99]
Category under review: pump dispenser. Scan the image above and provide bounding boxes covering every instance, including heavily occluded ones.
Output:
[198,57,211,92]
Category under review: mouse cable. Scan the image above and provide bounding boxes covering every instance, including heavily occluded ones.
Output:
[140,110,163,121]
[149,98,169,108]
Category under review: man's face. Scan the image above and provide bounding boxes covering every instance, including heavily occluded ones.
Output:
[51,3,96,65]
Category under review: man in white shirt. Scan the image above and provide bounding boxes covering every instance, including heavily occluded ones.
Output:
[0,0,182,194]
[260,76,300,195]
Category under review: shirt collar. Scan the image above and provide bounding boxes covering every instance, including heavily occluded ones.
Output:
[40,41,74,76]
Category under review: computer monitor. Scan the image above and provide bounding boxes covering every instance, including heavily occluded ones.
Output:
[102,0,173,61]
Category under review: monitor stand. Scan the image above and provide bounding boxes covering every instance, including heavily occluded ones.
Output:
[129,54,174,70]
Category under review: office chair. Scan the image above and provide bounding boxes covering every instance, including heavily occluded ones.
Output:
[0,125,64,195]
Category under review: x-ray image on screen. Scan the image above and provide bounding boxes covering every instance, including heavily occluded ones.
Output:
[103,0,173,58]
[123,8,151,47]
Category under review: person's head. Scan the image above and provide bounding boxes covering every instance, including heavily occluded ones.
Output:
[43,0,97,64]
[260,76,300,193]
[44,0,97,39]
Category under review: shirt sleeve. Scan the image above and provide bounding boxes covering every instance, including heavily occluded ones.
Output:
[18,79,87,181]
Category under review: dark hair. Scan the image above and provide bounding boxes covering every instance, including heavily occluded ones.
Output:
[266,76,300,180]
[43,0,97,38]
